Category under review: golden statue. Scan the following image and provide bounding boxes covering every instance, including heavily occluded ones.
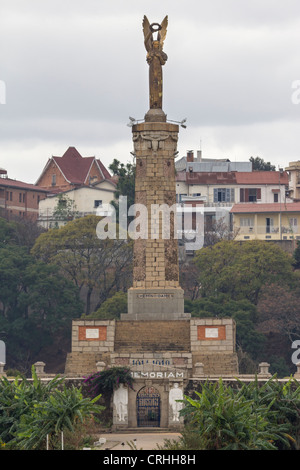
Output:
[143,15,168,111]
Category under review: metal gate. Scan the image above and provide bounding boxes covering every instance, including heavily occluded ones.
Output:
[136,386,161,427]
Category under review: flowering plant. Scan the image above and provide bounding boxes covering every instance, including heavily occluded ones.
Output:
[84,367,134,399]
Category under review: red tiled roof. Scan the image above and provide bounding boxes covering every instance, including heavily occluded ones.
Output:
[185,172,237,184]
[235,171,289,185]
[96,159,112,181]
[52,147,95,184]
[0,177,48,192]
[37,147,112,186]
[176,170,289,186]
[230,202,300,213]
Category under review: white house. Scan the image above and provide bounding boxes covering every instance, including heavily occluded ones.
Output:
[38,179,116,229]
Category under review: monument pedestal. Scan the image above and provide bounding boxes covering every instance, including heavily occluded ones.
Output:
[121,287,190,320]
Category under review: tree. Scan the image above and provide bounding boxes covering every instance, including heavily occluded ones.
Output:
[31,215,133,315]
[88,292,127,319]
[257,283,300,343]
[293,240,300,269]
[193,240,298,304]
[0,245,83,371]
[204,216,239,247]
[0,216,45,252]
[51,193,79,228]
[109,159,135,223]
[249,156,276,171]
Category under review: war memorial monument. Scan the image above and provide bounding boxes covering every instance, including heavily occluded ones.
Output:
[64,16,238,429]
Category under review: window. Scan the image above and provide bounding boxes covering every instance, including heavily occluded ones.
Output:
[94,200,102,208]
[266,217,274,233]
[240,188,261,202]
[10,192,12,201]
[240,217,254,227]
[289,218,298,227]
[19,193,22,202]
[51,174,56,186]
[248,189,257,202]
[213,188,235,203]
[274,193,279,203]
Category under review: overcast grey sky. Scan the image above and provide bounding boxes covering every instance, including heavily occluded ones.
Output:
[1,0,300,183]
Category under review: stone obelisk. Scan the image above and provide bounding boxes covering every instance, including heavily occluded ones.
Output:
[122,16,189,321]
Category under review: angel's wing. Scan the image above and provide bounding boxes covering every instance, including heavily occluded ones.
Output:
[158,16,168,47]
[143,15,152,52]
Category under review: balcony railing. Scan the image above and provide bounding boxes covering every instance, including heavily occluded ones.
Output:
[238,225,298,235]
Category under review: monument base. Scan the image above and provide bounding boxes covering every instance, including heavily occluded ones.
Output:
[121,287,190,321]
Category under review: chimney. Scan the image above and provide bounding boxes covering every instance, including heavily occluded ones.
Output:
[187,150,194,162]
[197,150,202,162]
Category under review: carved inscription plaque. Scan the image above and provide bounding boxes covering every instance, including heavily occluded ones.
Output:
[78,326,107,341]
[197,325,226,341]
[137,293,174,299]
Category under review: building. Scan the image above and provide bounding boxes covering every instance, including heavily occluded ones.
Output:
[36,146,113,192]
[230,202,300,242]
[176,151,288,206]
[175,151,290,253]
[38,179,116,229]
[0,169,48,221]
[36,146,116,227]
[285,161,300,200]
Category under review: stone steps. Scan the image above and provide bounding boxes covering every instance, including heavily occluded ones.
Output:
[111,427,173,433]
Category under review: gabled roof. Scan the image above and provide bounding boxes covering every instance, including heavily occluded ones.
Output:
[230,202,300,213]
[52,147,94,184]
[36,147,112,186]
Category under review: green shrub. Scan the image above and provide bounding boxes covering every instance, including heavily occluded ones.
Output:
[179,378,296,450]
[0,366,104,450]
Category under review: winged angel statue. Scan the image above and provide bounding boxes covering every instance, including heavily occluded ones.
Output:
[143,15,168,110]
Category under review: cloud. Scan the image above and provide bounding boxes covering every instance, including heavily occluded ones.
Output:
[1,0,300,183]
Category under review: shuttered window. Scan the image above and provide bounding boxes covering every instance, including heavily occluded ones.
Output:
[213,188,235,202]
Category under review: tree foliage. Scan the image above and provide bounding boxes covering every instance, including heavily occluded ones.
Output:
[109,159,136,224]
[193,240,297,304]
[0,242,83,371]
[31,215,133,315]
[109,159,135,206]
[257,282,300,342]
[293,240,300,269]
[51,193,79,227]
[249,156,276,171]
[88,291,127,319]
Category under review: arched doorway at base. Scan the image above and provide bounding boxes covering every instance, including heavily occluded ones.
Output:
[136,386,161,427]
